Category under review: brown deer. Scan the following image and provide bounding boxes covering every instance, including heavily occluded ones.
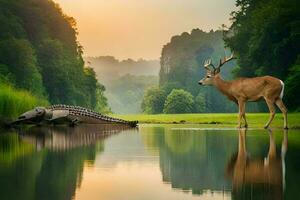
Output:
[198,54,288,129]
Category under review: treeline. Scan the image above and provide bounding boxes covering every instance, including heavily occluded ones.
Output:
[0,0,109,113]
[224,0,300,111]
[142,29,240,114]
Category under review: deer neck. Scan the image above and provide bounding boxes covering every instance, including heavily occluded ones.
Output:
[213,75,232,97]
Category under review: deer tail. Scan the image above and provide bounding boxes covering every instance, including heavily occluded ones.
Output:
[279,80,284,99]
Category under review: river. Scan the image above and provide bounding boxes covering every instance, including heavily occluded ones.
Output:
[0,124,299,200]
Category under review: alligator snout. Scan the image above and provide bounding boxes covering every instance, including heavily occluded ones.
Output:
[18,115,26,120]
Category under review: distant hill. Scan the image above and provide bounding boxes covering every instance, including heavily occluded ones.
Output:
[85,56,160,85]
[106,74,158,114]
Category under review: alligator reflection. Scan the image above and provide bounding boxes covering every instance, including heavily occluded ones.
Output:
[0,125,131,200]
[227,129,288,200]
[20,124,135,151]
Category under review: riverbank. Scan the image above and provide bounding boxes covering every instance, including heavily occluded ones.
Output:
[111,113,300,129]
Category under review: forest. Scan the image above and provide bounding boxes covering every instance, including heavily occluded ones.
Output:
[0,0,299,117]
[142,0,300,114]
[0,0,109,118]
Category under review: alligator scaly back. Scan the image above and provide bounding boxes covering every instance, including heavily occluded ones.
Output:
[12,104,138,127]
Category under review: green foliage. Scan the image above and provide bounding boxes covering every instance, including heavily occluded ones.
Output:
[0,0,109,111]
[0,38,45,97]
[163,89,195,114]
[224,0,300,110]
[142,86,166,114]
[195,93,206,113]
[95,83,111,114]
[0,64,14,84]
[285,55,300,111]
[0,84,48,119]
[83,67,98,108]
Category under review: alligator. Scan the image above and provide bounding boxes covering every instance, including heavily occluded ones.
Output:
[12,105,138,127]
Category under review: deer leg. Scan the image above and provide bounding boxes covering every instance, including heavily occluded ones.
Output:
[241,102,248,128]
[237,100,245,128]
[268,130,276,159]
[238,129,247,157]
[282,129,288,157]
[275,98,288,129]
[265,129,276,166]
[264,100,276,129]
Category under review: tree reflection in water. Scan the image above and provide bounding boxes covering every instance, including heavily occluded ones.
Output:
[0,125,298,200]
[142,126,291,199]
[0,125,131,200]
[141,127,237,195]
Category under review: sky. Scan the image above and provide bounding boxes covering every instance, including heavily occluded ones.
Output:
[54,0,236,60]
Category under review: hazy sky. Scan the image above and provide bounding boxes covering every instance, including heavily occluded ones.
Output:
[54,0,236,60]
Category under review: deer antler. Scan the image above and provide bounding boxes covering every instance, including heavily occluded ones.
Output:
[204,59,216,71]
[216,53,236,71]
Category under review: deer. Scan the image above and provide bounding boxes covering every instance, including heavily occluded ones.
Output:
[198,53,288,129]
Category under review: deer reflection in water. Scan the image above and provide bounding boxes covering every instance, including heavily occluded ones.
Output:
[227,129,288,199]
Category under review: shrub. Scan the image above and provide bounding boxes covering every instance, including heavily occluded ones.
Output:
[163,89,194,114]
[141,86,166,114]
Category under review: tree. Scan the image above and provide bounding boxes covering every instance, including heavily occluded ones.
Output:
[195,93,206,113]
[163,89,194,114]
[83,67,98,108]
[141,86,166,114]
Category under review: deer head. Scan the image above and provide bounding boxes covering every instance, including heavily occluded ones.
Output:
[198,53,236,85]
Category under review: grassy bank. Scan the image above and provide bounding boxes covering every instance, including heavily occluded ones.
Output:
[111,113,300,129]
[0,85,48,120]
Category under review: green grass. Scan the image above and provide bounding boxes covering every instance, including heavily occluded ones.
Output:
[110,113,300,129]
[0,84,48,119]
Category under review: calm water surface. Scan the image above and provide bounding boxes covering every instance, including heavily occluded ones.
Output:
[0,124,299,200]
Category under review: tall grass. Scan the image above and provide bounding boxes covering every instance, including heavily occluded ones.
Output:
[0,84,48,119]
